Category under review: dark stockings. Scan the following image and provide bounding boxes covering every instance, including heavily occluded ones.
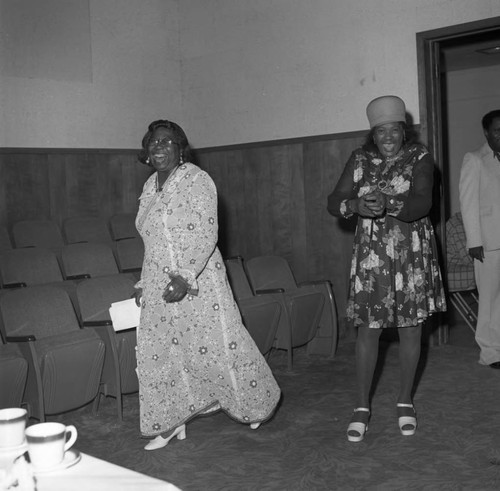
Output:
[352,324,422,423]
[397,325,422,403]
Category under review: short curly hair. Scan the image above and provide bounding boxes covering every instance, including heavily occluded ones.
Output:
[482,110,500,131]
[138,119,192,166]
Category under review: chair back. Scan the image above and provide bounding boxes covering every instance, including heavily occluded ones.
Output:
[63,216,113,244]
[0,285,80,338]
[245,255,297,291]
[76,275,137,324]
[61,243,119,279]
[0,227,12,252]
[115,237,144,273]
[0,248,64,287]
[224,257,254,300]
[12,220,64,249]
[109,213,139,241]
[76,275,139,402]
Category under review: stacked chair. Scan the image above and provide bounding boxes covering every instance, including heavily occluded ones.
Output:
[0,285,105,421]
[76,275,139,420]
[244,255,338,370]
[224,256,282,357]
[446,212,478,333]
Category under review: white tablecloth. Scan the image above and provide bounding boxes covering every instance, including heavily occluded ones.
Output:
[0,448,182,491]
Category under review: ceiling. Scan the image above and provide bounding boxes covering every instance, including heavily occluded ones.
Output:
[441,30,500,72]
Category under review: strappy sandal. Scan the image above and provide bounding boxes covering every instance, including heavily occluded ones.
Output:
[347,407,370,442]
[397,403,417,436]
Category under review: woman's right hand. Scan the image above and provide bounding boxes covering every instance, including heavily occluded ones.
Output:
[349,194,385,218]
[132,288,143,307]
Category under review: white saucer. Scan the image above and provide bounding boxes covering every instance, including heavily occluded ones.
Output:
[33,449,81,475]
[0,440,28,455]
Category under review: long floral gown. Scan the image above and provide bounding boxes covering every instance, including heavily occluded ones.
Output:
[135,162,280,437]
[327,143,446,328]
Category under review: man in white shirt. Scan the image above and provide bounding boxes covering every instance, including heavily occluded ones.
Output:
[459,109,500,368]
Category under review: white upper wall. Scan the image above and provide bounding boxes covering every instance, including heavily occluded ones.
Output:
[178,0,500,148]
[0,0,499,149]
[0,0,181,148]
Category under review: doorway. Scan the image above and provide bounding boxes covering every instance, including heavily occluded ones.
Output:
[416,16,500,344]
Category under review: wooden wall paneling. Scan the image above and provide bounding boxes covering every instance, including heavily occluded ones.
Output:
[4,153,51,227]
[302,137,360,331]
[64,153,102,219]
[287,144,308,281]
[133,157,153,213]
[240,148,264,259]
[0,155,7,228]
[250,146,277,258]
[109,154,147,216]
[223,151,246,258]
[47,153,69,228]
[198,149,234,257]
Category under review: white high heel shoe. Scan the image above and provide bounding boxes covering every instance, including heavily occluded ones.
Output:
[144,424,186,451]
[347,407,370,442]
[397,403,417,436]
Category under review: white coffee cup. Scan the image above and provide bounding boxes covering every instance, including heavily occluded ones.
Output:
[0,407,27,448]
[25,422,77,470]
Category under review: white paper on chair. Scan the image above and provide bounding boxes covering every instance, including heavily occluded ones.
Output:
[109,298,141,331]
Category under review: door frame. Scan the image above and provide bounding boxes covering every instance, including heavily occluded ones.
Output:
[416,16,500,344]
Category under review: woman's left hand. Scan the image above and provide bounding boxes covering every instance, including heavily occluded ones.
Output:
[363,191,386,216]
[162,275,189,303]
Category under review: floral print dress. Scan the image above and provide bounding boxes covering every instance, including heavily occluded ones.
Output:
[135,163,280,437]
[327,143,446,328]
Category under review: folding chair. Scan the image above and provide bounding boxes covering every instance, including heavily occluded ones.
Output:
[12,220,64,252]
[245,256,327,370]
[0,248,79,314]
[0,248,64,287]
[446,212,478,333]
[61,243,120,280]
[0,286,105,421]
[0,343,28,409]
[76,275,139,420]
[224,256,282,356]
[115,237,144,279]
[63,216,113,245]
[0,226,13,252]
[109,213,140,241]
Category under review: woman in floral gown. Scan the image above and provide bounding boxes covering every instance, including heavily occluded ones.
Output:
[134,119,280,450]
[327,96,446,442]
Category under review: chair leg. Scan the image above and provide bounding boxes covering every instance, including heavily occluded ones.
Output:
[116,393,123,422]
[92,390,102,416]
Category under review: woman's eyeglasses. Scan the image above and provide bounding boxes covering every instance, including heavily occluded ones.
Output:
[148,138,177,148]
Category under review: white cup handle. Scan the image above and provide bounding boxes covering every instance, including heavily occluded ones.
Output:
[64,425,78,452]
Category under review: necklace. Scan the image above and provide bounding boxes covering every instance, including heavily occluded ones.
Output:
[156,166,178,193]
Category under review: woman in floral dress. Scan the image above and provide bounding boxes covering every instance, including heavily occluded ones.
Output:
[327,96,446,442]
[134,119,280,450]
